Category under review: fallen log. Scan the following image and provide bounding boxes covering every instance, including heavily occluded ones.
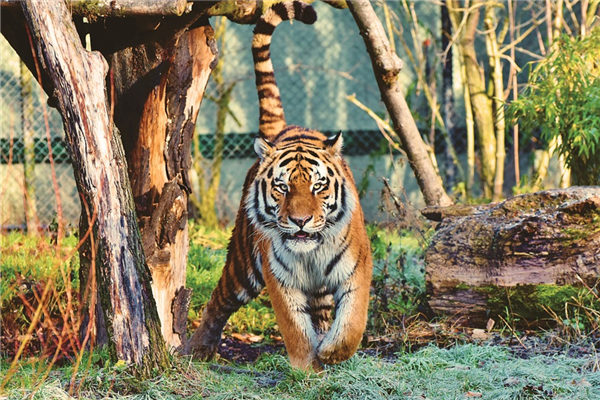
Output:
[423,187,600,326]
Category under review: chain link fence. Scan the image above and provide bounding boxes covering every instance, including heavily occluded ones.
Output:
[1,2,409,228]
[0,36,80,229]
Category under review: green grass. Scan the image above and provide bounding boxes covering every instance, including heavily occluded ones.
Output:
[0,232,80,303]
[2,224,600,399]
[2,344,598,399]
[186,222,278,336]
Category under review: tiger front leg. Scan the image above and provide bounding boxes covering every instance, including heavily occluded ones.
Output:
[316,262,371,364]
[264,270,322,370]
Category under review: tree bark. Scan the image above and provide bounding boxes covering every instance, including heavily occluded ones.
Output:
[423,187,600,325]
[90,14,217,349]
[441,1,458,191]
[448,0,497,198]
[484,4,505,201]
[347,0,453,207]
[2,0,190,17]
[20,0,169,374]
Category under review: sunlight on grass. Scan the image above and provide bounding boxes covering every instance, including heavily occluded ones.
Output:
[3,224,600,399]
[2,345,598,399]
[1,232,79,302]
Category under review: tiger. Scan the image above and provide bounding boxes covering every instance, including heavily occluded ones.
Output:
[185,1,373,370]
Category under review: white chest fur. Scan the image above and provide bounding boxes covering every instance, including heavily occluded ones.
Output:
[264,231,356,291]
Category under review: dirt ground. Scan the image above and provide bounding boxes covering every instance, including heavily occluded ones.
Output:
[216,330,600,364]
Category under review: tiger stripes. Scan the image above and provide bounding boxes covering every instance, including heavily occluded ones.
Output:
[185,1,373,371]
[252,1,316,139]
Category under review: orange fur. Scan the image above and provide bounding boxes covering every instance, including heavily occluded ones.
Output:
[185,2,372,370]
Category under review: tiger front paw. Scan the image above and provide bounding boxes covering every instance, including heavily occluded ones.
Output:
[184,333,220,361]
[316,339,353,365]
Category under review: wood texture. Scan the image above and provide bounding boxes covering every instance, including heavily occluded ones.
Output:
[447,0,497,198]
[20,0,169,373]
[347,0,453,207]
[98,18,217,349]
[424,187,600,324]
[3,0,189,17]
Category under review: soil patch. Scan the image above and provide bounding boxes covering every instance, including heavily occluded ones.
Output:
[215,330,599,364]
[217,337,285,363]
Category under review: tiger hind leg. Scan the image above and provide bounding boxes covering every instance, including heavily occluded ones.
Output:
[185,254,264,360]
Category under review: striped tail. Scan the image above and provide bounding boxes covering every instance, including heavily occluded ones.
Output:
[252,1,317,139]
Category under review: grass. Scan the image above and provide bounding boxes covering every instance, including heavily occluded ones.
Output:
[0,231,80,300]
[2,344,598,399]
[186,222,279,337]
[2,224,600,399]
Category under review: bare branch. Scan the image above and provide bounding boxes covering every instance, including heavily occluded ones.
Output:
[2,0,191,16]
[347,0,453,207]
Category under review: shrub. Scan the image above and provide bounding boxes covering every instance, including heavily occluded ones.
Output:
[509,27,600,185]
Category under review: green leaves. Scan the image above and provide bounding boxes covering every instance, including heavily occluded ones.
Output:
[508,27,600,185]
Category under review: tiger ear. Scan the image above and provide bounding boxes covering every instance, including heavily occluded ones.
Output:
[324,131,343,155]
[254,135,274,160]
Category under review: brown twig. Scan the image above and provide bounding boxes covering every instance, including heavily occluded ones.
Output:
[24,22,64,243]
[498,314,529,350]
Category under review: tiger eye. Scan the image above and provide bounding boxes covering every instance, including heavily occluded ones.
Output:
[276,183,289,193]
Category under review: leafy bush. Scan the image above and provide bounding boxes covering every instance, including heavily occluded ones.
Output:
[367,226,427,338]
[509,27,600,185]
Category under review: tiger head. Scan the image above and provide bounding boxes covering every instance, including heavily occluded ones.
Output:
[246,128,356,253]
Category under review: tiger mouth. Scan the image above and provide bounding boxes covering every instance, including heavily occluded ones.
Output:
[284,231,319,241]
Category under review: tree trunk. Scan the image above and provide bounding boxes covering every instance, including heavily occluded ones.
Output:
[90,14,217,349]
[21,0,169,374]
[347,0,453,207]
[448,0,497,198]
[507,0,520,188]
[2,0,189,17]
[484,3,505,201]
[423,187,600,325]
[441,1,458,191]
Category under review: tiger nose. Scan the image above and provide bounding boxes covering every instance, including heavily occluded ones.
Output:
[289,215,312,228]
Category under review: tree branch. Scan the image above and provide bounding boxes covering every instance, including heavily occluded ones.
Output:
[347,0,453,207]
[3,0,190,17]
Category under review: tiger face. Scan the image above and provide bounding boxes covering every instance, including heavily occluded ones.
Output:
[246,129,356,253]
